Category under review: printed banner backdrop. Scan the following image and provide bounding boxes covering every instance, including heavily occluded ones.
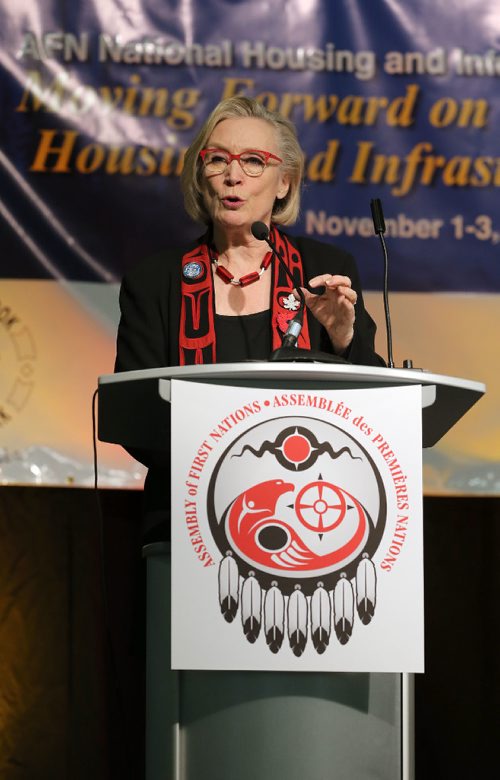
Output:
[0,0,497,492]
[171,381,424,672]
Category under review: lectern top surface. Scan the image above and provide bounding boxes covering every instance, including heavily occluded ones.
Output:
[99,361,486,396]
[97,362,485,448]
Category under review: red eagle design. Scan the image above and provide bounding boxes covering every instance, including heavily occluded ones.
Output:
[226,479,368,573]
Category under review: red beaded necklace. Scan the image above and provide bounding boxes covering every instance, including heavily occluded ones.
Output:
[211,249,273,287]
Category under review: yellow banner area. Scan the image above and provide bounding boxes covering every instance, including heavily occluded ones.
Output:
[366,291,495,493]
[0,280,144,487]
[0,280,495,493]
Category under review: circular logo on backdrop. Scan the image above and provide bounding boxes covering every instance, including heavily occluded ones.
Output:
[207,416,386,596]
[0,300,37,427]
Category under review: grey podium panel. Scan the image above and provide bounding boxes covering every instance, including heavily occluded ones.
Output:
[145,544,406,780]
[180,672,400,780]
[101,363,471,780]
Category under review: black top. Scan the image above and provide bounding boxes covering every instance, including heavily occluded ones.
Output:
[215,310,272,362]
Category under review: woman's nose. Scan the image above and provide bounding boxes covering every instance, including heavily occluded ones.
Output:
[224,159,243,182]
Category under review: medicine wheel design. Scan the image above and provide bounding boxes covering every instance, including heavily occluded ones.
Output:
[295,480,347,533]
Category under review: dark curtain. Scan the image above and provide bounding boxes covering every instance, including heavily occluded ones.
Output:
[416,495,500,778]
[0,487,498,779]
[0,487,144,780]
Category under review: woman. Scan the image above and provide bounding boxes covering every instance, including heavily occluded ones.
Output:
[115,96,384,537]
[115,95,384,374]
[113,100,386,777]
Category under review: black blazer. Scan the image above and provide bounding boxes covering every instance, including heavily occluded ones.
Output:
[115,233,385,374]
[114,233,385,539]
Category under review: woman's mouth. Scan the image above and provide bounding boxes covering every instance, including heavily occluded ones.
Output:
[221,196,244,210]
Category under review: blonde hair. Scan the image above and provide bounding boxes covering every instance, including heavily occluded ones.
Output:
[181,96,304,226]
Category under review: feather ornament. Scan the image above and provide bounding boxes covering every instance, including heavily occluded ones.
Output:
[264,583,285,653]
[333,575,354,645]
[240,573,262,643]
[310,583,332,654]
[218,554,239,622]
[287,586,308,657]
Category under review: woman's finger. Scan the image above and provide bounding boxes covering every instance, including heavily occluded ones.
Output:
[309,274,353,289]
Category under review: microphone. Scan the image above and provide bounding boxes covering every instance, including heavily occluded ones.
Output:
[251,221,305,349]
[370,198,386,236]
[370,199,395,368]
[250,221,348,364]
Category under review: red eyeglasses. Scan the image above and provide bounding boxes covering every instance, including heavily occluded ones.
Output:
[199,148,283,177]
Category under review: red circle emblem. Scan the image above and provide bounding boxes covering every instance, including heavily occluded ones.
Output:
[281,433,311,464]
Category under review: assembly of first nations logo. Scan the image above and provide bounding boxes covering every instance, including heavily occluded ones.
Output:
[207,416,387,657]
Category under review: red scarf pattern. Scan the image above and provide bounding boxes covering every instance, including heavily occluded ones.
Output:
[179,227,310,365]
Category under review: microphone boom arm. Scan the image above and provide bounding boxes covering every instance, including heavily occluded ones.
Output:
[370,199,395,369]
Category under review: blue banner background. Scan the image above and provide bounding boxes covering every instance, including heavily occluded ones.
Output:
[1,0,500,290]
[0,1,497,494]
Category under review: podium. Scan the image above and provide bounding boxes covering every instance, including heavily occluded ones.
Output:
[98,363,485,780]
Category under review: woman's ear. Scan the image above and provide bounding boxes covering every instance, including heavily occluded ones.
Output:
[276,173,290,201]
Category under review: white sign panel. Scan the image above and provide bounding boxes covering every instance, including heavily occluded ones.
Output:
[171,380,423,672]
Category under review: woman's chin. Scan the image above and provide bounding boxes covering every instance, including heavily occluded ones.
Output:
[215,212,252,233]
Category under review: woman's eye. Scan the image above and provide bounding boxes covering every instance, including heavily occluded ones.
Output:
[210,153,228,164]
[244,155,265,166]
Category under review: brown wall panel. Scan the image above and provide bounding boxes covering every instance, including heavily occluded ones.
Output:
[0,487,498,779]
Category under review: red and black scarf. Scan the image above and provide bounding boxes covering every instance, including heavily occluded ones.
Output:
[179,226,310,365]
